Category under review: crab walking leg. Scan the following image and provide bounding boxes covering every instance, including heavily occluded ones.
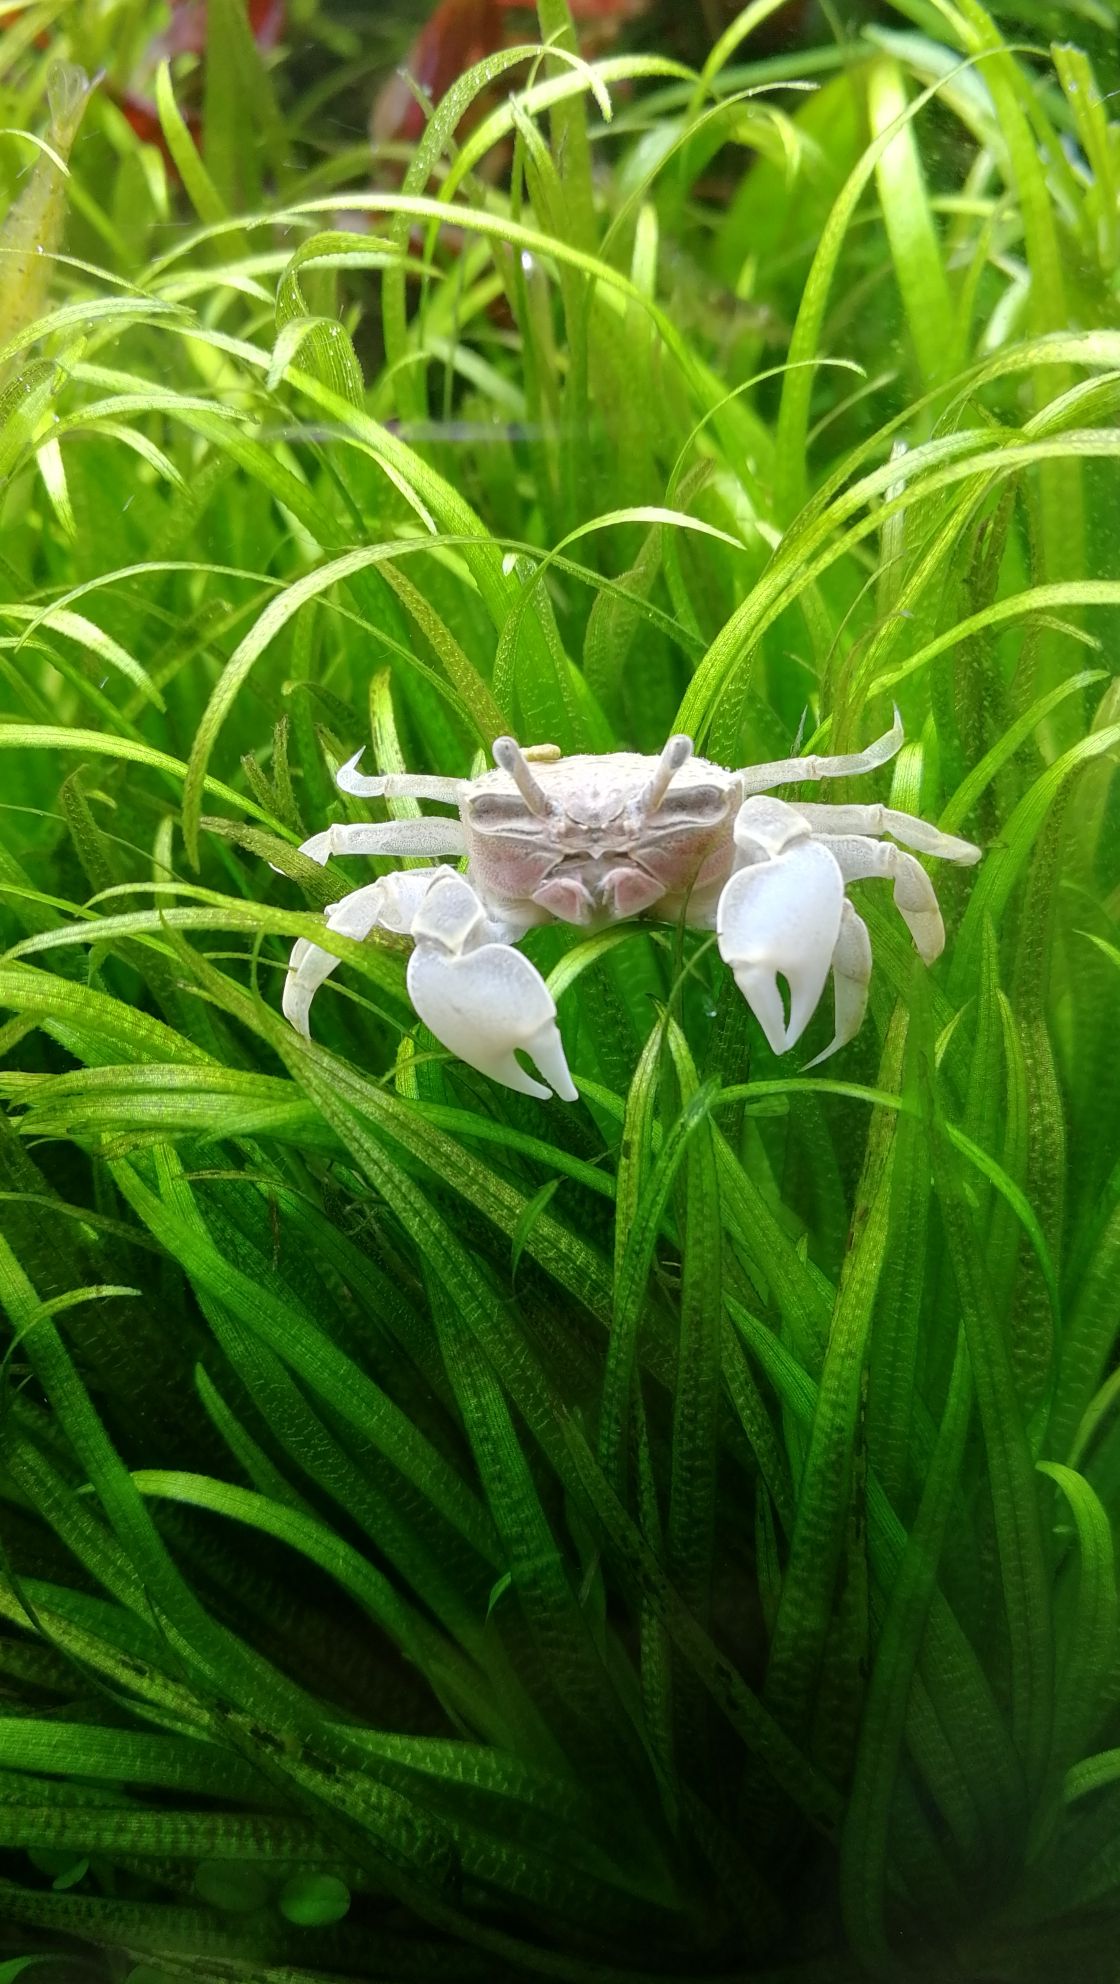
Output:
[335,750,467,805]
[298,818,466,866]
[817,834,947,961]
[737,709,904,799]
[406,872,577,1102]
[804,900,874,1069]
[283,869,447,1035]
[788,802,981,865]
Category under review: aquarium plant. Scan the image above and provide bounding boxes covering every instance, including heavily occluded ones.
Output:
[0,0,1119,1978]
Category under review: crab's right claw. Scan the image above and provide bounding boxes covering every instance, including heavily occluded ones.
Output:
[407,941,577,1102]
[717,838,846,1056]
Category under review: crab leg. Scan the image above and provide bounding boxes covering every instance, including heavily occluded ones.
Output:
[804,900,874,1069]
[297,818,466,866]
[283,869,447,1036]
[816,833,948,962]
[737,710,904,798]
[789,802,980,864]
[335,750,467,806]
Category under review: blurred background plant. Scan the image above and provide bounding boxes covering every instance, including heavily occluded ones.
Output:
[1,0,1119,1979]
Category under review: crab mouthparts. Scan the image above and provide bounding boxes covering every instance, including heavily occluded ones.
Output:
[534,862,665,924]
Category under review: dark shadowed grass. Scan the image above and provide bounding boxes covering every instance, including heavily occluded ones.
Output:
[1,0,1119,1977]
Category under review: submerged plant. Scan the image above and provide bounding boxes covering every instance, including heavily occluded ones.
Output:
[0,0,1119,1978]
[0,58,94,379]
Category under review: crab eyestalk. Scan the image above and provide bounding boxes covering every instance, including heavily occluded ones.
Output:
[642,733,693,812]
[492,736,552,816]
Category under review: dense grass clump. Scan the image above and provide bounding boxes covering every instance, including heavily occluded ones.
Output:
[1,0,1120,1976]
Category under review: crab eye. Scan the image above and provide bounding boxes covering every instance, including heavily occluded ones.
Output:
[468,793,537,831]
[653,785,727,822]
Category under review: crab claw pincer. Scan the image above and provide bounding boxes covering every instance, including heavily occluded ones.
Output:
[407,874,577,1103]
[716,799,845,1056]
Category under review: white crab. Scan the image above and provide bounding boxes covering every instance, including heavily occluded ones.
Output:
[279,716,980,1101]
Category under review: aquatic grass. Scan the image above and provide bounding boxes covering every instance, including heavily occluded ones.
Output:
[0,0,1119,1976]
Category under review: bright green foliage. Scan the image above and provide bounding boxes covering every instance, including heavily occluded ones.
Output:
[0,0,1119,1977]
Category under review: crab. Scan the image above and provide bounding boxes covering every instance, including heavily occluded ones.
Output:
[279,715,981,1101]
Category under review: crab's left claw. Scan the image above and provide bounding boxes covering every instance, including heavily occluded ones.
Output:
[407,874,577,1102]
[717,802,846,1055]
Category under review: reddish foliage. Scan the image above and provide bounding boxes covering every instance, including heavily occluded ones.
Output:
[370,0,650,149]
[119,92,192,150]
[371,0,506,147]
[150,0,285,60]
[8,0,286,170]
